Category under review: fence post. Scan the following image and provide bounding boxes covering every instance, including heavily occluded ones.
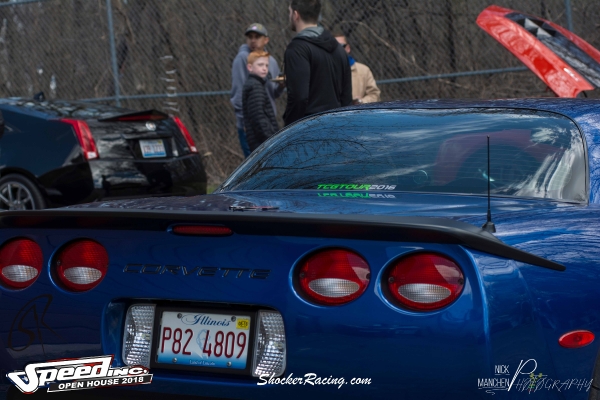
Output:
[106,0,121,106]
[564,0,573,32]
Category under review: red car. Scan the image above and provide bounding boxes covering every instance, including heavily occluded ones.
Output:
[478,5,600,98]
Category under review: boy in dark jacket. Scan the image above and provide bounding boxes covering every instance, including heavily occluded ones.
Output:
[242,51,280,152]
[231,23,283,157]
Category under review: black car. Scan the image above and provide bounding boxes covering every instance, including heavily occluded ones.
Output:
[0,99,207,210]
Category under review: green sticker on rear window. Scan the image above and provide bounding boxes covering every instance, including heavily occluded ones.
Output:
[317,192,396,198]
[317,184,396,190]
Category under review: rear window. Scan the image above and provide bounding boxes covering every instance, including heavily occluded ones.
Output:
[220,109,586,202]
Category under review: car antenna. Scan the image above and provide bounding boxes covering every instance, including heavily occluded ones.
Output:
[482,135,496,233]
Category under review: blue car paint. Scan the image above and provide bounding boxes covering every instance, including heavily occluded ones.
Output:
[0,229,487,398]
[2,99,600,398]
[1,226,593,399]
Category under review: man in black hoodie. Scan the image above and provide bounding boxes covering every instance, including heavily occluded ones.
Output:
[283,0,352,126]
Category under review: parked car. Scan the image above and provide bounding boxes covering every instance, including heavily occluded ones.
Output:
[2,98,600,399]
[0,98,207,210]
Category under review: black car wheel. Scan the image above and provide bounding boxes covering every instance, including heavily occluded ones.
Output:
[0,174,45,210]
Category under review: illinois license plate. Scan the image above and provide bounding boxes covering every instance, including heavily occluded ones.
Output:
[140,139,166,158]
[155,311,252,371]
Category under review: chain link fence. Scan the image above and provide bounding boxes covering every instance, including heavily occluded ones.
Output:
[0,0,598,186]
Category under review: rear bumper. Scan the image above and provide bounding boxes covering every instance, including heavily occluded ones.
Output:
[40,154,206,208]
[88,153,206,200]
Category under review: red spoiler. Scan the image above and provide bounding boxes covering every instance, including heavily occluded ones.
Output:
[477,5,600,97]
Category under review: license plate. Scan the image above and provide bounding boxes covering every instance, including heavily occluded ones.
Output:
[140,139,166,158]
[155,311,252,371]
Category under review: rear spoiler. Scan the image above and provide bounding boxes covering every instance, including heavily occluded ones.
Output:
[0,209,566,272]
[98,109,169,122]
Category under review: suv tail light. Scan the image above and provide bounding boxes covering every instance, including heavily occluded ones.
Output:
[54,240,109,292]
[297,248,370,305]
[61,119,99,160]
[385,253,464,311]
[172,116,198,153]
[0,238,43,289]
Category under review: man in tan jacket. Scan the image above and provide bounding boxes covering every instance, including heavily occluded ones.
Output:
[334,33,381,104]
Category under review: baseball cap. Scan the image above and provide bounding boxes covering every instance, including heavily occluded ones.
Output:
[245,23,268,37]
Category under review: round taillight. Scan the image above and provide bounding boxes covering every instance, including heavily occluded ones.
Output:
[386,253,464,311]
[297,248,370,305]
[0,238,43,289]
[559,330,594,348]
[55,240,109,292]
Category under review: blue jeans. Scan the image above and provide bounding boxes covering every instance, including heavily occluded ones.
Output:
[237,128,251,158]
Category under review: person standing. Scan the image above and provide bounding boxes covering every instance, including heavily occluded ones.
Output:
[242,51,280,152]
[334,33,381,104]
[231,23,284,157]
[283,0,352,126]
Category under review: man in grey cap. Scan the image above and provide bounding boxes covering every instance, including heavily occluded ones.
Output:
[231,23,284,157]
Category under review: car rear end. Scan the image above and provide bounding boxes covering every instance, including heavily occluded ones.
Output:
[0,100,207,208]
[0,210,569,399]
[63,109,206,200]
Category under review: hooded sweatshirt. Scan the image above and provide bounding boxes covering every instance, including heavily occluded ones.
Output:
[231,44,283,130]
[283,27,352,126]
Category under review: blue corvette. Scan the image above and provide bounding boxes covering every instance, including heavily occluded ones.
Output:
[1,99,600,399]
